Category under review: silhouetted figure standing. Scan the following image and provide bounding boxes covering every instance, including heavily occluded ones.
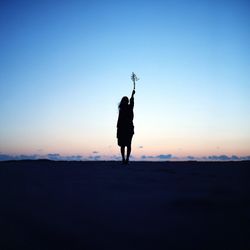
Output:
[117,90,135,164]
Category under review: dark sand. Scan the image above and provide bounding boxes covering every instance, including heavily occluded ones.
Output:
[0,160,249,250]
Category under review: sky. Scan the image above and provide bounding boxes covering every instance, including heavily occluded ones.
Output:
[0,0,250,161]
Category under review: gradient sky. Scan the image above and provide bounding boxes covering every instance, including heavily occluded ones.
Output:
[0,0,249,160]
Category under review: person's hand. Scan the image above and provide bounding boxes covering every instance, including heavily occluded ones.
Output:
[132,90,136,95]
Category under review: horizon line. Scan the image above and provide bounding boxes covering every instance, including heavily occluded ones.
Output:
[1,153,250,162]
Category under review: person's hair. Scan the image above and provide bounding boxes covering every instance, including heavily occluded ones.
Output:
[118,96,129,110]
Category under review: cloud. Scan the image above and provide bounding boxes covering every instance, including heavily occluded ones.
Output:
[88,155,101,160]
[0,154,16,161]
[0,153,84,161]
[47,153,61,160]
[141,155,154,159]
[63,155,83,161]
[1,154,250,162]
[141,154,172,160]
[156,154,172,159]
[92,151,99,154]
[187,156,195,160]
[0,154,40,161]
[110,155,121,160]
[240,156,250,160]
[207,155,231,161]
[199,155,250,161]
[46,154,84,161]
[140,154,250,161]
[231,155,239,160]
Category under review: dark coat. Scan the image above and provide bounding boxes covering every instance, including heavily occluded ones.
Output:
[117,97,134,146]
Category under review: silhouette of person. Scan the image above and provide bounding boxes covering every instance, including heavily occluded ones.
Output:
[117,89,135,164]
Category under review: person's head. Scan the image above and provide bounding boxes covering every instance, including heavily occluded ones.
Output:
[119,96,129,109]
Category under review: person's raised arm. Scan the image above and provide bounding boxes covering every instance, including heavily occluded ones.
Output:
[131,89,135,98]
[130,90,135,108]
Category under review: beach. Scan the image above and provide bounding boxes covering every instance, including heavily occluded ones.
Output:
[0,160,249,249]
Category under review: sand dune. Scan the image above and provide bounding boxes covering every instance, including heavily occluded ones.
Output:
[0,160,249,249]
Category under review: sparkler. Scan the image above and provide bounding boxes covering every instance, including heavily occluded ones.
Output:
[131,72,139,90]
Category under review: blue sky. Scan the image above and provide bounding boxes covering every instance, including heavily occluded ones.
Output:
[0,0,249,160]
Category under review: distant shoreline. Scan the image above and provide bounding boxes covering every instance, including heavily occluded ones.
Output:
[1,159,249,164]
[0,159,250,167]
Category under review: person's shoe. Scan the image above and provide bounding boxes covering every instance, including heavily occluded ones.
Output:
[122,159,126,165]
[125,159,129,165]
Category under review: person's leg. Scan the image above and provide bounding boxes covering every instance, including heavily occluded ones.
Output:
[120,146,125,163]
[126,145,131,164]
[125,135,133,164]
